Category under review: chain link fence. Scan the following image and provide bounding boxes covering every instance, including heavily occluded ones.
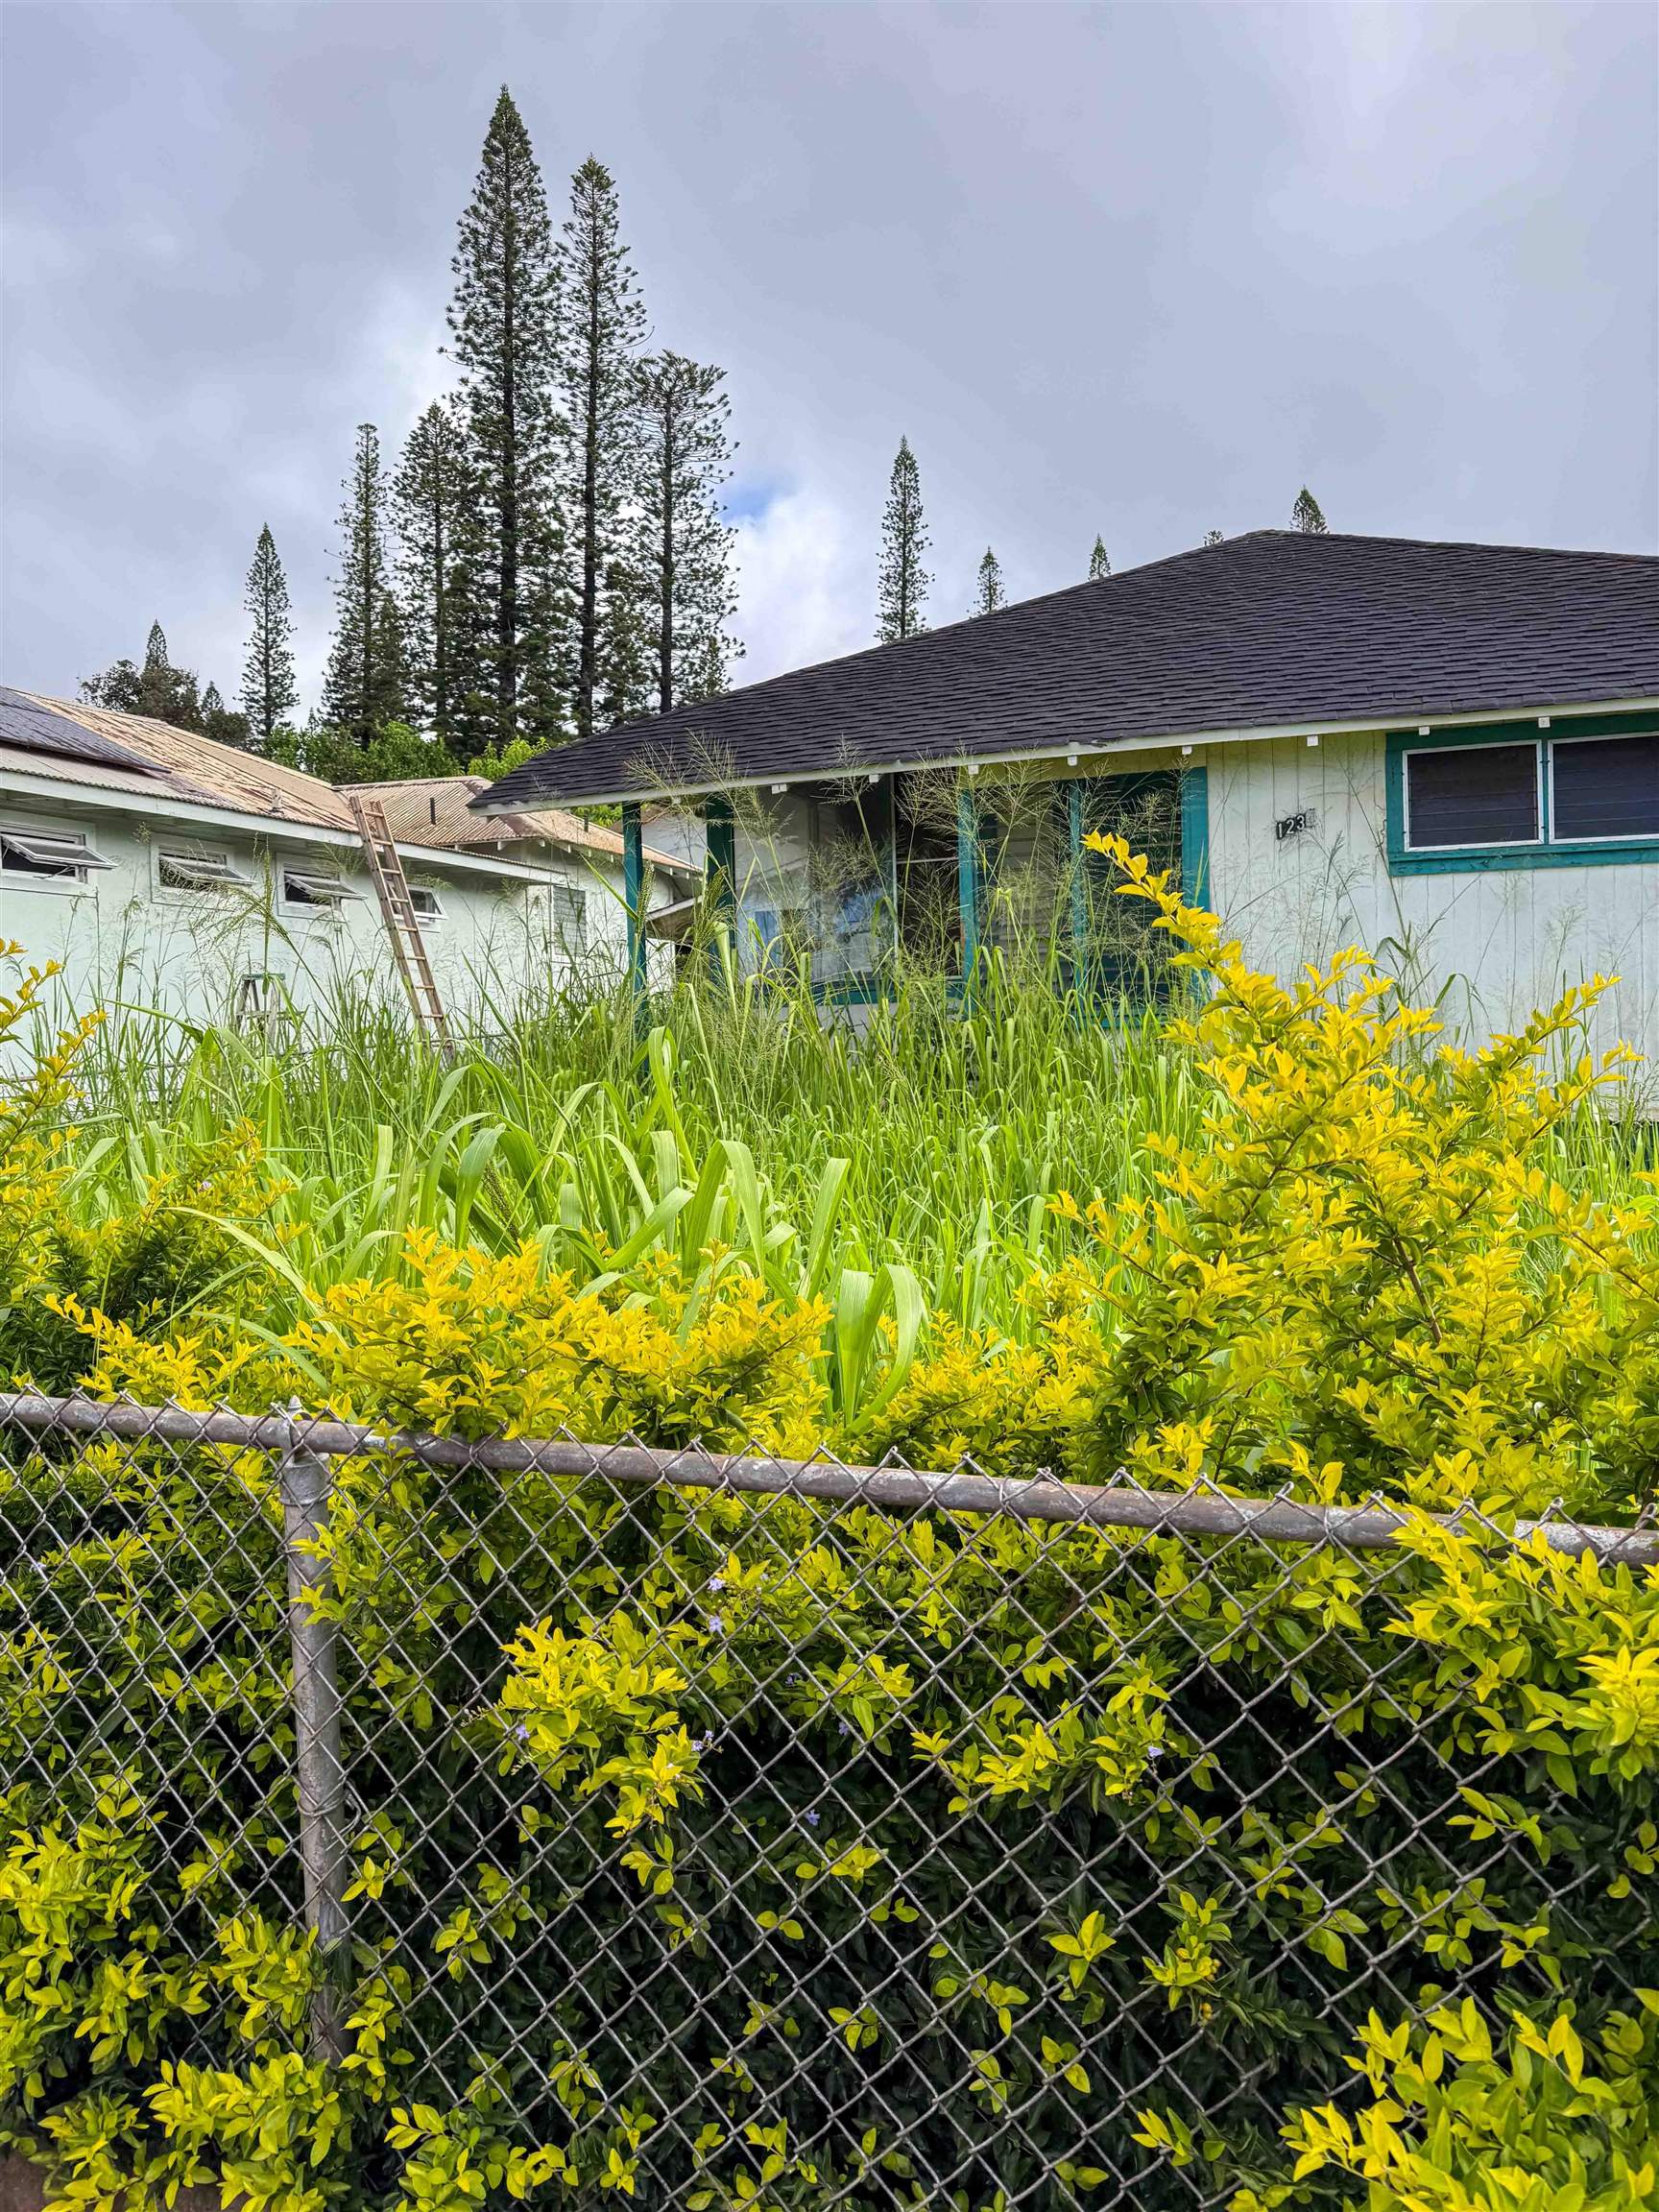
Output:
[3,1388,1655,2208]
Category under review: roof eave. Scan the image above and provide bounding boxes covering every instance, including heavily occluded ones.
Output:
[474,691,1659,811]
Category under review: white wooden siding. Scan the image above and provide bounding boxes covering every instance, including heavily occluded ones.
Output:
[1205,733,1659,1087]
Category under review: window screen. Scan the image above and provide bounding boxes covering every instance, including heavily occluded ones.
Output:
[282,869,358,908]
[159,851,250,892]
[1405,744,1539,849]
[1551,733,1659,842]
[551,884,587,950]
[0,828,109,880]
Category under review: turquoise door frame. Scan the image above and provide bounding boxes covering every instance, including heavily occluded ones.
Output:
[705,793,735,984]
[956,778,984,988]
[1059,761,1209,1000]
[621,804,646,992]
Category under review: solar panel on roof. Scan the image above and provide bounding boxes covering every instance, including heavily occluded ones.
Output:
[0,689,163,777]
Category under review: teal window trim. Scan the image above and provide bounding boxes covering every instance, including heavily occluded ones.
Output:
[956,779,983,983]
[621,802,646,1001]
[1179,764,1210,906]
[1386,712,1659,875]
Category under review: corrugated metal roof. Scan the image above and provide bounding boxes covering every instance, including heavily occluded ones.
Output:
[346,776,693,874]
[0,739,206,803]
[0,702,686,874]
[15,696,356,830]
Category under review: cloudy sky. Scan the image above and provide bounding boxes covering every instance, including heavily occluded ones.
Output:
[3,1,1655,714]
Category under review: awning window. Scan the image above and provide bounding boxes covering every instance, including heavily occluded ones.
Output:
[159,851,252,891]
[282,869,362,907]
[0,828,112,879]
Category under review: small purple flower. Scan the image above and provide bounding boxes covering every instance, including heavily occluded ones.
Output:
[805,1810,821,1829]
[1145,1743,1164,1761]
[707,1575,726,1593]
[707,1614,725,1636]
[695,1730,717,1752]
[512,1722,530,1744]
[837,1719,853,1738]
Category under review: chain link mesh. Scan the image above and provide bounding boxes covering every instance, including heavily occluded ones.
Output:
[3,1391,1653,2207]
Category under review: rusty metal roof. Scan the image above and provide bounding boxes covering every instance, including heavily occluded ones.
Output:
[0,699,691,875]
[346,776,693,874]
[6,693,355,830]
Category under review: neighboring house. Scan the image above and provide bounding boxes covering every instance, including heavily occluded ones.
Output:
[477,532,1659,1071]
[0,691,692,1036]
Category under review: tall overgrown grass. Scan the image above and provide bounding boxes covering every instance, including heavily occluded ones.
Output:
[42,929,1655,1369]
[53,951,1203,1338]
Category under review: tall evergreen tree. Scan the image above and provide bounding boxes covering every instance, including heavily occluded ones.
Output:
[554,156,648,738]
[200,682,251,749]
[321,423,406,744]
[446,86,564,752]
[239,524,298,749]
[632,351,740,715]
[81,622,204,732]
[1290,487,1328,534]
[877,437,930,643]
[1089,536,1111,580]
[393,399,470,754]
[973,546,1005,616]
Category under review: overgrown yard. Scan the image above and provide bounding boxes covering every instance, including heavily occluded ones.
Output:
[4,848,1658,2209]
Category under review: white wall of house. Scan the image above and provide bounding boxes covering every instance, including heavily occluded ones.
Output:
[1202,731,1658,1079]
[710,734,1658,1081]
[0,785,654,1038]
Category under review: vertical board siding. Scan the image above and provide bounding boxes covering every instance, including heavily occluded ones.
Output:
[1206,733,1658,1086]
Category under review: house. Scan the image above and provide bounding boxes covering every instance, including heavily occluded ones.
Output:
[0,690,693,1036]
[476,531,1659,1072]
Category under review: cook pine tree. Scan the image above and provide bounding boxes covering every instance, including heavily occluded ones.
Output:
[1089,535,1111,580]
[82,622,204,732]
[393,399,470,757]
[239,524,299,749]
[1291,487,1329,534]
[973,546,1005,615]
[877,437,930,642]
[632,351,740,713]
[321,423,407,745]
[555,156,649,736]
[446,86,564,752]
[199,683,251,748]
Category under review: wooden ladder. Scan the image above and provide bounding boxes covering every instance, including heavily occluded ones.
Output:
[348,793,455,1061]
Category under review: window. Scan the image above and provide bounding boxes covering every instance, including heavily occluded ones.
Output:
[158,849,252,895]
[281,867,361,911]
[1404,744,1540,850]
[0,826,111,885]
[551,884,587,951]
[1551,733,1659,843]
[1396,724,1659,866]
[406,885,444,923]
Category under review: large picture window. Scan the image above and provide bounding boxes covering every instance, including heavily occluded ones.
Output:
[1395,721,1658,868]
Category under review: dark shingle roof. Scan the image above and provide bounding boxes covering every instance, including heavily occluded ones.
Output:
[477,531,1659,809]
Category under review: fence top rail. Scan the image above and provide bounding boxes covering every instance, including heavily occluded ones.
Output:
[1,1387,1654,1567]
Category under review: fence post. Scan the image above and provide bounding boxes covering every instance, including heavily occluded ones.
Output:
[277,1407,349,2065]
